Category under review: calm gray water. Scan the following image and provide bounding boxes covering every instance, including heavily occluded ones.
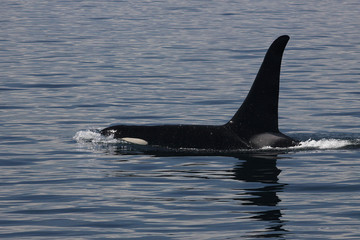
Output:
[1,0,360,239]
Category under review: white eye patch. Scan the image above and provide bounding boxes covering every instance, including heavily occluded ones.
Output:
[121,137,148,145]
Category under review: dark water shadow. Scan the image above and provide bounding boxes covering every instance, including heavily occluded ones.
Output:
[107,145,289,238]
[232,154,288,239]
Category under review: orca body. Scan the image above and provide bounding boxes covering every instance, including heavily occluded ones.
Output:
[101,35,298,150]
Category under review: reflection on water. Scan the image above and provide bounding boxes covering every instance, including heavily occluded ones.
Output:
[233,154,287,238]
[111,145,288,238]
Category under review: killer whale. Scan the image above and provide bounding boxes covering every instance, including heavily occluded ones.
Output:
[101,35,298,150]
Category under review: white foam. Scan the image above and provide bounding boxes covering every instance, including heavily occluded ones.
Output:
[295,138,352,150]
[73,129,118,144]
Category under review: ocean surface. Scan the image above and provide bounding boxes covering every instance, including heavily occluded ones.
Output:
[1,0,359,239]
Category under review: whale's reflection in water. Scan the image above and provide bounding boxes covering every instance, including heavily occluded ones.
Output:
[111,146,289,238]
[232,154,287,238]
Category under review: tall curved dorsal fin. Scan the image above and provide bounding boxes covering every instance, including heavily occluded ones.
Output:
[226,35,290,135]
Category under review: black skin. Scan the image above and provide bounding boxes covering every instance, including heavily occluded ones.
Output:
[101,125,297,150]
[101,35,299,150]
[101,125,250,150]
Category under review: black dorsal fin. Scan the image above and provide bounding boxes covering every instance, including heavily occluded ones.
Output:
[226,35,290,135]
